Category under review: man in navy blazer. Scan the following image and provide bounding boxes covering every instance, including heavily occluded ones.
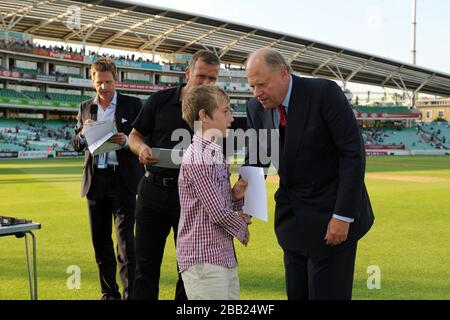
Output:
[245,48,374,300]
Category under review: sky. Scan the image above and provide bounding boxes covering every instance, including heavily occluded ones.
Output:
[35,0,449,96]
[126,0,449,73]
[120,0,450,95]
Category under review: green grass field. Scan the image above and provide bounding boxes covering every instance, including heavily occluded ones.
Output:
[1,156,449,300]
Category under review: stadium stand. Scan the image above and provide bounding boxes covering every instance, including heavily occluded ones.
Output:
[0,89,92,104]
[0,89,27,99]
[0,118,75,152]
[361,121,450,150]
[13,67,39,75]
[0,0,449,157]
[355,106,415,114]
[123,79,153,85]
[22,91,48,100]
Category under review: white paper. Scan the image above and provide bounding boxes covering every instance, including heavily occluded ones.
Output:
[84,120,120,155]
[151,148,184,169]
[238,166,268,222]
[90,140,121,156]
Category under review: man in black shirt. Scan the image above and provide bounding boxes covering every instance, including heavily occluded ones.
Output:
[129,50,221,300]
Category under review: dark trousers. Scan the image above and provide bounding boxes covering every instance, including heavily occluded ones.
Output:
[133,176,187,300]
[284,242,358,300]
[87,169,136,300]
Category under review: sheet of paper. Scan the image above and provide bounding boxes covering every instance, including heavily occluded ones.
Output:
[90,140,122,156]
[238,166,268,222]
[84,120,119,155]
[151,148,184,169]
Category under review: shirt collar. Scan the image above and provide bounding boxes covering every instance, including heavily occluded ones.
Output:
[94,91,117,109]
[168,84,187,105]
[193,134,223,154]
[281,75,293,109]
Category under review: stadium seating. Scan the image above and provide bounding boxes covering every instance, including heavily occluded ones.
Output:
[46,93,92,103]
[419,122,450,149]
[362,122,450,150]
[22,90,48,100]
[0,88,27,98]
[231,103,246,113]
[0,118,75,152]
[66,73,83,79]
[123,79,153,85]
[20,91,91,103]
[13,67,39,75]
[218,82,251,93]
[354,106,416,114]
[157,81,178,86]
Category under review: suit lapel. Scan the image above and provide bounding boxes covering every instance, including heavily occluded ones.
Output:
[83,98,95,121]
[114,92,124,131]
[262,105,275,130]
[285,76,310,178]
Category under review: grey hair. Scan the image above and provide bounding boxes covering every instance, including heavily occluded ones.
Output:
[247,48,292,73]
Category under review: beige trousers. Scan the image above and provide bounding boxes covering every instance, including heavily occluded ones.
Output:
[181,263,240,300]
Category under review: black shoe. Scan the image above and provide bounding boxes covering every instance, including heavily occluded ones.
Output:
[100,293,121,300]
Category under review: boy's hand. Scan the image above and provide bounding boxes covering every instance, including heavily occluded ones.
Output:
[240,213,252,225]
[240,227,250,247]
[232,178,248,201]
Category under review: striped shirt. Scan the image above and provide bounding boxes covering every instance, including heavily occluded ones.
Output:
[177,134,247,273]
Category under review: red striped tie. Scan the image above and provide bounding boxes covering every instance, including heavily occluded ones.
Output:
[278,105,287,128]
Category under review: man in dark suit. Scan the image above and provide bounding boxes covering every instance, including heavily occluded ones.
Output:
[71,58,143,300]
[245,48,374,300]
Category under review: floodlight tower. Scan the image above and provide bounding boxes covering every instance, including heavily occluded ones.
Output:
[411,0,417,65]
[411,0,417,108]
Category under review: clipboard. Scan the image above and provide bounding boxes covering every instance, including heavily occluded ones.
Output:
[151,148,185,169]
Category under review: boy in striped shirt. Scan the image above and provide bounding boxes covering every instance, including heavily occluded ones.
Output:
[177,85,251,300]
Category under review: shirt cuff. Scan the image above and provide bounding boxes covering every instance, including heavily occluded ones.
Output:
[80,137,87,148]
[333,214,354,223]
[233,199,243,212]
[122,135,129,149]
[235,218,248,242]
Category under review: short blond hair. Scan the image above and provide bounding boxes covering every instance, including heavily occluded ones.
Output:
[189,50,220,69]
[91,57,118,80]
[182,85,230,130]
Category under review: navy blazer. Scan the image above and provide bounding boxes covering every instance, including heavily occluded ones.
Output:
[246,75,374,258]
[71,92,144,197]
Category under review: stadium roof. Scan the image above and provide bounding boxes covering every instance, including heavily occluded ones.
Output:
[1,0,450,97]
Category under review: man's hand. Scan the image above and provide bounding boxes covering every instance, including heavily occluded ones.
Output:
[232,178,248,201]
[324,217,350,246]
[107,133,127,146]
[138,144,160,165]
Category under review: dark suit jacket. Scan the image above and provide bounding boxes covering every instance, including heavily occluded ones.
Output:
[246,75,374,259]
[71,92,144,197]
